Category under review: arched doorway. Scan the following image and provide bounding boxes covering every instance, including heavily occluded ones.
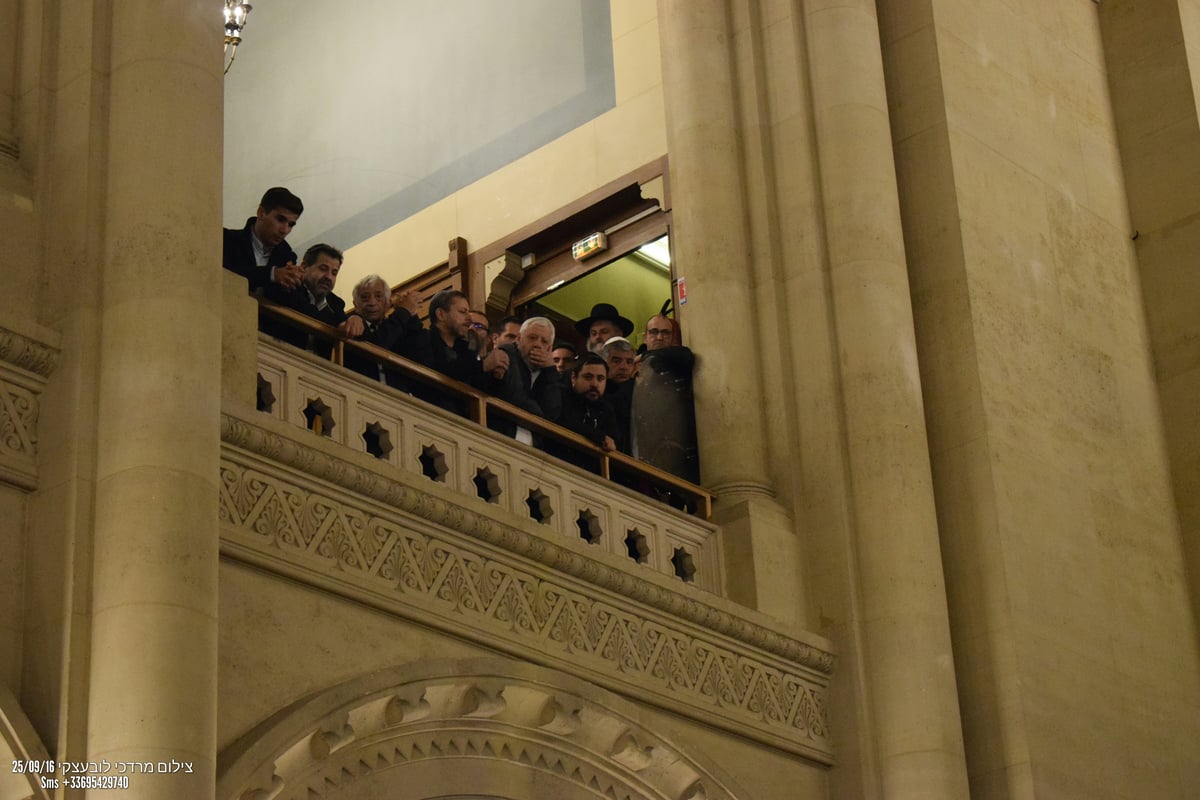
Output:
[217,659,745,800]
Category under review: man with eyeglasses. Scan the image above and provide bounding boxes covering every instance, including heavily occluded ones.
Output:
[632,311,699,484]
[643,315,680,351]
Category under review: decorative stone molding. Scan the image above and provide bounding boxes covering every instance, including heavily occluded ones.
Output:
[0,325,60,379]
[220,409,835,762]
[218,662,748,800]
[0,379,37,460]
[0,325,60,489]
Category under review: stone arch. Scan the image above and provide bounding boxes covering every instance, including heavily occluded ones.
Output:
[0,684,52,800]
[217,658,748,800]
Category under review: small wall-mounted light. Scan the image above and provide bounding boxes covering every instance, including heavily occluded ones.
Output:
[224,1,253,74]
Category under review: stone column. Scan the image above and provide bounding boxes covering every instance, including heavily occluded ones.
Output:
[0,0,17,160]
[801,0,969,796]
[657,0,770,497]
[85,2,223,797]
[657,0,806,626]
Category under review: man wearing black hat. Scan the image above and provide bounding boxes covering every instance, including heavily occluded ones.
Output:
[575,302,634,354]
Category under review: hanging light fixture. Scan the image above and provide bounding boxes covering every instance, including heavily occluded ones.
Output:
[223,1,253,74]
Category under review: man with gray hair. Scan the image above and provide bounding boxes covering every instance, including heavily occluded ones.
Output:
[341,274,430,388]
[485,316,563,443]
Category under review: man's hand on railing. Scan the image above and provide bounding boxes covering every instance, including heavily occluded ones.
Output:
[392,288,421,315]
[273,261,304,290]
[338,316,365,338]
[483,346,509,378]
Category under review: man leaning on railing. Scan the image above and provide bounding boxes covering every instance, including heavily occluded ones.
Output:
[418,289,508,415]
[340,275,430,391]
[259,243,348,359]
[222,186,305,292]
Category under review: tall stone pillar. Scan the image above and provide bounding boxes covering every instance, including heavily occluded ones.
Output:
[657,0,805,626]
[85,2,223,797]
[657,0,770,496]
[800,0,969,796]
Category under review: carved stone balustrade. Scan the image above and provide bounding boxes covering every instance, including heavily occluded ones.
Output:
[255,337,722,591]
[220,335,837,763]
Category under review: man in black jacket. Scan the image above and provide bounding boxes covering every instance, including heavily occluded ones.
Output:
[223,187,305,292]
[341,275,431,389]
[486,316,563,443]
[419,290,508,417]
[560,354,620,452]
[260,243,347,358]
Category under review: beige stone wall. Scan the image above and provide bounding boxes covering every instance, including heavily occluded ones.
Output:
[341,1,668,292]
[0,485,24,691]
[218,560,829,799]
[882,0,1200,796]
[217,560,491,752]
[1101,0,1200,636]
[3,2,1199,799]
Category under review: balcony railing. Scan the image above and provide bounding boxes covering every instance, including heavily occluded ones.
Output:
[219,289,836,765]
[257,300,713,516]
[252,299,720,591]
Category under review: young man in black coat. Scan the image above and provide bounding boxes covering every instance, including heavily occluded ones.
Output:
[222,186,305,292]
[560,354,620,452]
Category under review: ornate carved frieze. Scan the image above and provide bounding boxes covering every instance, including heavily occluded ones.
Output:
[0,325,60,379]
[0,325,60,489]
[218,667,746,800]
[220,409,835,762]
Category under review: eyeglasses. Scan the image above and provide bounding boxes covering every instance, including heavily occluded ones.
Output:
[645,328,672,338]
[470,322,488,331]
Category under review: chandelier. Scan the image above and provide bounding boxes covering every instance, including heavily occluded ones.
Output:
[223,1,253,74]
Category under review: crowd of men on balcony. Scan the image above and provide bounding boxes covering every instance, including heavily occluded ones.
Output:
[224,187,699,485]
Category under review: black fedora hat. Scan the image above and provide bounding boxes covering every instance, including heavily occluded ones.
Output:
[576,303,634,337]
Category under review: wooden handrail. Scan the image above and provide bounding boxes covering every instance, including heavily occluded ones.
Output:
[255,300,713,519]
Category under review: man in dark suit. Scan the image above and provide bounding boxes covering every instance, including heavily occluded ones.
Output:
[418,289,509,417]
[260,243,347,358]
[223,186,305,292]
[341,275,431,389]
[486,316,563,443]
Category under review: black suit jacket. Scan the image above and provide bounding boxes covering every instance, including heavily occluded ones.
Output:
[344,310,432,390]
[485,342,563,438]
[260,282,346,359]
[222,217,298,292]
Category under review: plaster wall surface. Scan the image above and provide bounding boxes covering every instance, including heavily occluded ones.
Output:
[339,0,667,292]
[882,0,1200,796]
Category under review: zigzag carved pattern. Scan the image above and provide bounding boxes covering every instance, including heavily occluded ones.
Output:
[218,461,830,747]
